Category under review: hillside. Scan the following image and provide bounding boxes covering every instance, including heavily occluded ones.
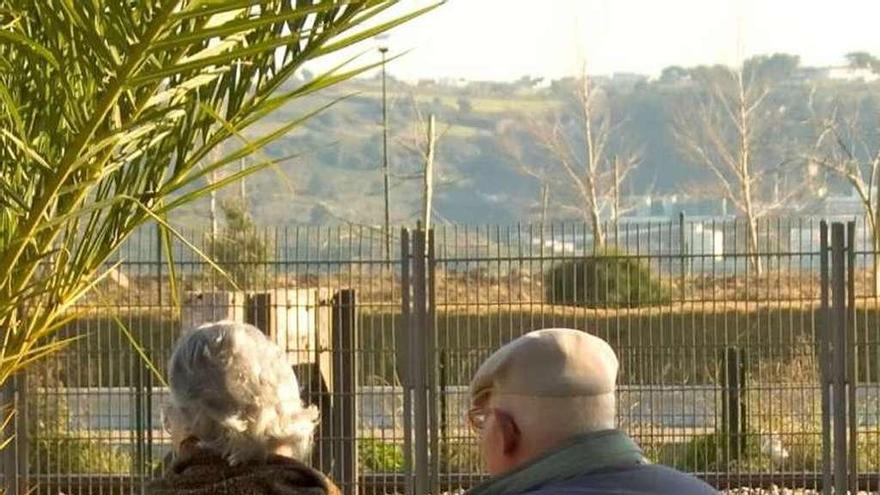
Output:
[172,57,880,227]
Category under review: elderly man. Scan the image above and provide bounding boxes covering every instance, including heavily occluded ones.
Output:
[466,328,716,495]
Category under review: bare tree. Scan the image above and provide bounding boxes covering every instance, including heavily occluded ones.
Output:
[398,96,449,232]
[502,66,642,248]
[808,91,880,292]
[673,62,797,275]
[421,114,437,232]
[499,127,557,225]
[540,183,550,227]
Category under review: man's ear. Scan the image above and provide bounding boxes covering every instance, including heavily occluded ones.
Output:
[495,410,520,455]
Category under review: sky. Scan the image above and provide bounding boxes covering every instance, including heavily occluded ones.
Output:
[312,0,880,82]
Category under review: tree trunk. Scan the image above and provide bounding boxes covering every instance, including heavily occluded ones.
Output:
[239,158,246,203]
[873,227,880,296]
[735,68,762,276]
[540,183,549,227]
[741,181,762,275]
[872,171,880,295]
[746,214,763,276]
[612,156,620,244]
[872,201,880,296]
[210,170,218,242]
[422,115,436,233]
[590,208,605,249]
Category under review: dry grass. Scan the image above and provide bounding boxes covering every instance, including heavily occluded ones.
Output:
[82,266,880,309]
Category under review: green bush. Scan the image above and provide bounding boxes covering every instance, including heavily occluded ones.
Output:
[357,439,482,473]
[545,248,670,307]
[657,345,825,474]
[27,363,133,474]
[28,396,133,475]
[206,199,271,290]
[359,438,404,472]
[31,434,133,474]
[741,345,823,472]
[438,440,482,473]
[658,433,761,473]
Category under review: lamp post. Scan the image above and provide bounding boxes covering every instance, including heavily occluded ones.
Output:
[379,45,391,262]
[237,60,247,205]
[239,158,246,203]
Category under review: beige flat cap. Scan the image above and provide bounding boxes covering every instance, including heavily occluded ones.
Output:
[469,328,618,401]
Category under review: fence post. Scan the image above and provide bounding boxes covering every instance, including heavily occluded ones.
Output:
[145,349,155,490]
[246,292,272,332]
[411,230,429,495]
[156,223,163,307]
[720,347,746,464]
[830,222,849,495]
[398,229,414,495]
[134,346,146,492]
[819,221,832,495]
[679,212,687,301]
[1,378,13,495]
[846,221,858,493]
[306,295,335,478]
[332,290,358,495]
[426,229,439,495]
[1,373,28,495]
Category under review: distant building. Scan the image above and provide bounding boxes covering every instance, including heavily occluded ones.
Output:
[611,72,648,85]
[790,67,829,84]
[815,194,866,216]
[826,66,880,82]
[438,77,469,88]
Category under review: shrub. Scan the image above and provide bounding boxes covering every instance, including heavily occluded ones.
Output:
[438,440,482,473]
[30,434,133,474]
[545,248,670,307]
[28,396,133,474]
[660,343,826,474]
[27,362,133,474]
[357,438,482,474]
[359,438,404,472]
[660,433,725,472]
[659,432,762,473]
[206,199,271,290]
[743,343,823,472]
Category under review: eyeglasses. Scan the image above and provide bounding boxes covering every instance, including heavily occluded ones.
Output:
[160,404,173,434]
[467,406,489,433]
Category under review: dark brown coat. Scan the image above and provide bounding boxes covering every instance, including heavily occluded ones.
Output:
[148,448,340,495]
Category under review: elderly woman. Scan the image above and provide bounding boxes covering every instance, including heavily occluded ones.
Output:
[149,321,338,495]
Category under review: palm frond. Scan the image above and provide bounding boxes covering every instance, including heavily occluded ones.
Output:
[0,0,439,391]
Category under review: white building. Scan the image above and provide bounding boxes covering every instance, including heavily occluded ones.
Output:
[826,66,880,82]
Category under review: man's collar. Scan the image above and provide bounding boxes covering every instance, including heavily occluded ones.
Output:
[467,429,647,495]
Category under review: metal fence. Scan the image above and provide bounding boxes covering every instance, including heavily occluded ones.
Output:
[2,216,879,494]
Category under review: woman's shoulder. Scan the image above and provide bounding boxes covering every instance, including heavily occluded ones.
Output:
[262,455,342,495]
[148,450,340,495]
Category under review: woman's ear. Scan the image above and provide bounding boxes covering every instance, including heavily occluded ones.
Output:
[177,436,201,460]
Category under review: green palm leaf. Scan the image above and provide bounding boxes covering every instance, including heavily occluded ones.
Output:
[0,0,441,394]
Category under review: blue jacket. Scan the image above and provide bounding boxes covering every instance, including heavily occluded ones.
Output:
[522,463,717,495]
[467,430,716,495]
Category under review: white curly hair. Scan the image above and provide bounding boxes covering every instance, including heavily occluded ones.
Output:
[164,320,318,465]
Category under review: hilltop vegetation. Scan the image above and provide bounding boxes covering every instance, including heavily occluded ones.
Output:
[176,53,880,227]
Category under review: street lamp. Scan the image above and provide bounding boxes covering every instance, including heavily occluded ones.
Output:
[379,44,391,262]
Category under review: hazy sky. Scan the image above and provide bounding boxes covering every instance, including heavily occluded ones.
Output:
[316,0,880,82]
